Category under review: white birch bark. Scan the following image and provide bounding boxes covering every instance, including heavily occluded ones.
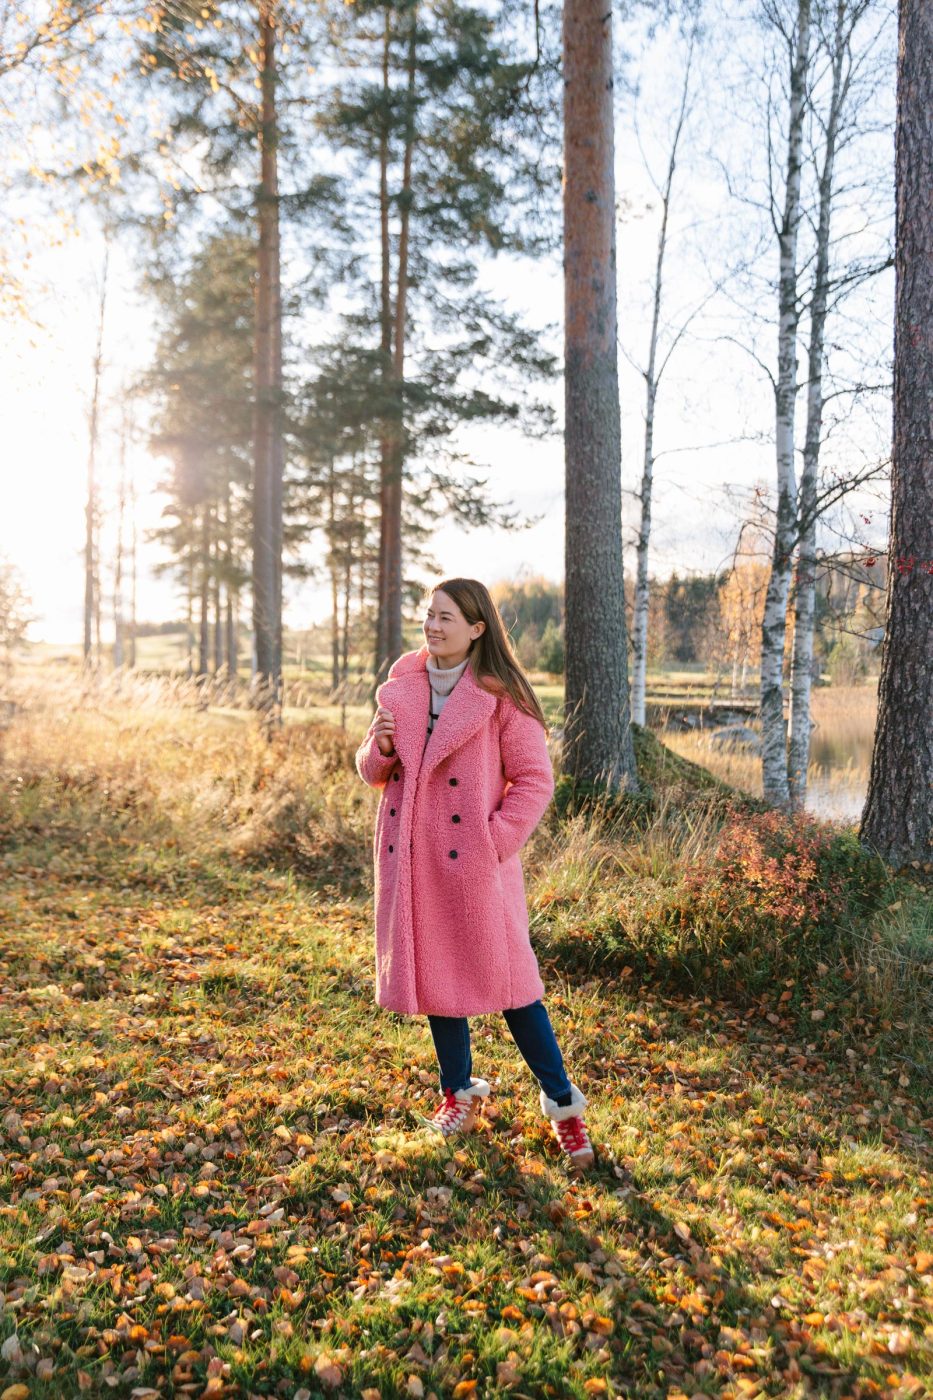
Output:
[632,43,694,727]
[759,0,812,807]
[789,0,851,810]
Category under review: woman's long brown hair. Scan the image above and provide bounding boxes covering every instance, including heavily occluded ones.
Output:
[419,577,549,735]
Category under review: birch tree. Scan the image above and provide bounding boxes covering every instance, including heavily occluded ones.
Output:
[747,0,892,809]
[861,0,933,870]
[562,0,638,791]
[788,0,877,809]
[759,0,812,808]
[629,28,699,727]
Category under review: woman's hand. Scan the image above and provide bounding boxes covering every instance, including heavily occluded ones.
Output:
[372,704,397,757]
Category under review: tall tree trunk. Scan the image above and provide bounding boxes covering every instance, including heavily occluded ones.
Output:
[760,0,812,808]
[225,480,237,678]
[84,246,108,670]
[342,496,353,687]
[562,0,638,791]
[213,534,223,674]
[93,511,103,666]
[375,3,417,691]
[789,0,846,811]
[226,587,237,678]
[861,0,933,868]
[113,413,127,670]
[329,458,340,693]
[375,7,393,688]
[358,539,366,681]
[128,472,137,669]
[390,6,416,575]
[632,43,693,727]
[198,506,210,678]
[186,551,195,679]
[251,0,284,721]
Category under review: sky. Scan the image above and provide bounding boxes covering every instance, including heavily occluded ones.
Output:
[0,7,896,647]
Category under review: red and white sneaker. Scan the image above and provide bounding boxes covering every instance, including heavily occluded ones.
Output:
[419,1076,491,1138]
[540,1083,595,1170]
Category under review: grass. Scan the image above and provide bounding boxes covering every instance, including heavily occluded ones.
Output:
[0,669,930,1400]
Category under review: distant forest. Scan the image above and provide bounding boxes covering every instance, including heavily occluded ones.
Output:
[142,555,886,690]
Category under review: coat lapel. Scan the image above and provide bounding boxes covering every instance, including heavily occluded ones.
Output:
[376,645,497,779]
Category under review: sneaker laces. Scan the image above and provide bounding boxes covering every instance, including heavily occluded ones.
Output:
[430,1087,469,1132]
[555,1114,591,1155]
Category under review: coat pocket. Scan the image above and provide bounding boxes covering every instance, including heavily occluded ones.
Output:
[483,812,502,864]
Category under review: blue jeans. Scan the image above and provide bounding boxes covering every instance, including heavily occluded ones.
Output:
[428,999,574,1105]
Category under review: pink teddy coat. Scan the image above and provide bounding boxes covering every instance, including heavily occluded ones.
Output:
[355,643,556,1017]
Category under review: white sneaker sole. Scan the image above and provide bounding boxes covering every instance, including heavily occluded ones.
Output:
[418,1099,482,1137]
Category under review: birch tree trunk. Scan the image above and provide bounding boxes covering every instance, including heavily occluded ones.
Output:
[251,0,284,720]
[789,0,847,811]
[632,48,692,726]
[861,0,933,868]
[562,0,638,791]
[760,0,812,808]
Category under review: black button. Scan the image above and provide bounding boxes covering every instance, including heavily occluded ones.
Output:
[393,772,400,781]
[449,777,458,786]
[390,808,396,816]
[449,849,458,858]
[451,814,460,823]
[388,844,394,853]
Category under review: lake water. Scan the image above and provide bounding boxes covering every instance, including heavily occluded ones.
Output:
[804,688,877,824]
[658,683,878,826]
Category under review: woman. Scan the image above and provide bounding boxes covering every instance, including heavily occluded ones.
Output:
[355,577,595,1171]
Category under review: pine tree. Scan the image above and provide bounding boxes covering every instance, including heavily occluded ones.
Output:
[136,0,340,716]
[861,0,933,870]
[562,0,638,792]
[317,0,561,688]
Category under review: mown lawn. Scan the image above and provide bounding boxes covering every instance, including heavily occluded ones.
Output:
[0,698,930,1400]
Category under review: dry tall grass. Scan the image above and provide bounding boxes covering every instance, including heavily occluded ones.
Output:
[2,666,928,1047]
[0,668,373,891]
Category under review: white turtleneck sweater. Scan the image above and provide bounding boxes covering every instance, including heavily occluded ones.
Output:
[424,651,469,749]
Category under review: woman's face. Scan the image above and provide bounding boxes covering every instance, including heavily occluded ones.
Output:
[423,589,485,665]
